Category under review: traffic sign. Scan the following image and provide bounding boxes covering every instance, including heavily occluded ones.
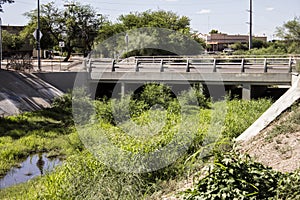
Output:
[59,41,65,48]
[33,29,43,41]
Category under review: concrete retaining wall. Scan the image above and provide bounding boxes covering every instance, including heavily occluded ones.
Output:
[0,70,63,116]
[34,72,88,93]
[236,75,300,141]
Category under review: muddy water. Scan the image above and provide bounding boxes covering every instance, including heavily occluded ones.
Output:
[0,153,62,189]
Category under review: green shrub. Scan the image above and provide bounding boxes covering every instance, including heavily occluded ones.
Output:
[184,152,283,200]
[52,93,72,113]
[276,170,300,199]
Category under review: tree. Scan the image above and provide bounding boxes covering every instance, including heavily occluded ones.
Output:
[2,30,24,51]
[276,17,300,53]
[191,32,206,49]
[22,4,57,51]
[229,42,248,51]
[209,29,219,34]
[118,10,191,33]
[62,3,106,59]
[95,10,203,57]
[0,0,14,12]
[252,38,267,49]
[24,1,105,61]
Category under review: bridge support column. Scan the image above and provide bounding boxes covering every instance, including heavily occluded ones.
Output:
[121,82,125,97]
[242,83,251,100]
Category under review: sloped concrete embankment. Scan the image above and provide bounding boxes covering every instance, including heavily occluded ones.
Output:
[237,75,300,142]
[0,70,63,116]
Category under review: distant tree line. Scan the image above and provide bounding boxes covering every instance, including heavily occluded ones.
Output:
[2,1,300,62]
[230,17,300,55]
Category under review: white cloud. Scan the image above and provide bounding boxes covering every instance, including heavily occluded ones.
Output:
[197,9,211,14]
[163,0,179,2]
[266,7,274,11]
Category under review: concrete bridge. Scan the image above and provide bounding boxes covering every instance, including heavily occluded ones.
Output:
[85,56,295,99]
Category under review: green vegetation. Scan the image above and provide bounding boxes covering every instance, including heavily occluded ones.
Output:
[0,97,78,177]
[232,40,291,55]
[2,30,25,52]
[229,17,300,55]
[23,2,104,60]
[2,85,299,200]
[276,16,300,54]
[0,84,276,199]
[0,0,14,12]
[21,2,205,61]
[184,151,300,199]
[226,17,300,55]
[94,10,204,58]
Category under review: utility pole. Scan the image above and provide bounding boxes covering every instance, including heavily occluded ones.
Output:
[37,0,41,71]
[249,0,253,50]
[0,17,2,70]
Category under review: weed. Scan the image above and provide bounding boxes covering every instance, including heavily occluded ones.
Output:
[184,152,283,199]
[0,91,273,199]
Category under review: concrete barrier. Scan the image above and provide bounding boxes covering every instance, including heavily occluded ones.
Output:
[236,75,300,141]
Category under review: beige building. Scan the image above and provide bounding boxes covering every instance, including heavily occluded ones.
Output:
[203,33,267,51]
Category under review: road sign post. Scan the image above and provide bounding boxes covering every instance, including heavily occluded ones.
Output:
[33,28,43,71]
[59,41,65,71]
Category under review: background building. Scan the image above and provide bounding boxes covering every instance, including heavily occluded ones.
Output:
[203,33,267,52]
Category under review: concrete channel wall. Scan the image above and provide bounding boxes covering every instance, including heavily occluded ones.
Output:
[0,70,89,116]
[34,72,88,93]
[0,70,63,116]
[236,75,300,142]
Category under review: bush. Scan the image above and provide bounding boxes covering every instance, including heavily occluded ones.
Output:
[184,152,283,200]
[277,170,300,199]
[52,93,72,113]
[6,54,33,71]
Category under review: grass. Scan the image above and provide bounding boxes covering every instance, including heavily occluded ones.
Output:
[0,106,79,178]
[0,87,273,199]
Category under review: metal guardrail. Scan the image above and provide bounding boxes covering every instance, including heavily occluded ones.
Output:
[85,57,295,75]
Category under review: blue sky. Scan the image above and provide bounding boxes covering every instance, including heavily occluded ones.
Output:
[1,0,299,40]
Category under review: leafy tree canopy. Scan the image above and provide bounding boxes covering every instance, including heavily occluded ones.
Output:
[119,10,190,33]
[276,17,300,41]
[209,29,219,34]
[0,0,14,12]
[23,1,106,61]
[2,30,24,51]
[94,10,204,58]
[276,16,300,53]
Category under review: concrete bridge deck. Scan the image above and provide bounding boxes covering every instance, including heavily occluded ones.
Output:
[85,57,295,99]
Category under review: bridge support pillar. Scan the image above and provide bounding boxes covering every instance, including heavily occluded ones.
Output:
[121,82,125,97]
[242,83,251,100]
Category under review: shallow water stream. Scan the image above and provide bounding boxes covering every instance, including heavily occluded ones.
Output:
[0,153,61,189]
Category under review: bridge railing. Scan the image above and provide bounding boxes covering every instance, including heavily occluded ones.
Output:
[85,57,295,75]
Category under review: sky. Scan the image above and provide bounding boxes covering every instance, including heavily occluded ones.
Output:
[0,0,299,41]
